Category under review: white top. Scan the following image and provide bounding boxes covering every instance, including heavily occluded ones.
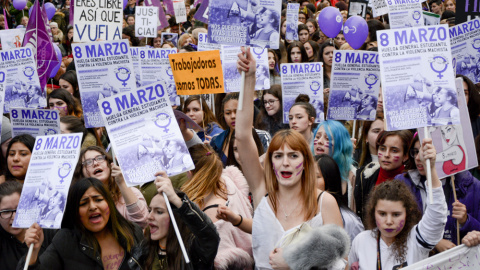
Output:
[252,193,325,270]
[341,208,364,244]
[348,187,447,270]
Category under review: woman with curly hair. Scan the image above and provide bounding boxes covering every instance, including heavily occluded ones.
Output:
[349,138,447,269]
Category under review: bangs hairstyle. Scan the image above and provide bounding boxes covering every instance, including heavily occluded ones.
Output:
[315,120,353,182]
[255,85,283,129]
[0,181,23,204]
[376,130,413,158]
[364,180,421,263]
[183,95,219,126]
[181,144,227,208]
[265,129,318,220]
[73,146,120,202]
[48,88,83,118]
[62,178,136,254]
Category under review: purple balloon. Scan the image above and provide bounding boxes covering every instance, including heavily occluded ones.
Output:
[13,0,27,10]
[343,16,368,50]
[317,7,343,39]
[45,2,56,21]
[50,44,63,78]
[124,0,128,9]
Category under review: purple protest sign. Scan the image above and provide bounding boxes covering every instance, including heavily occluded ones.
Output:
[164,0,175,15]
[194,0,209,24]
[23,0,59,91]
[145,0,170,30]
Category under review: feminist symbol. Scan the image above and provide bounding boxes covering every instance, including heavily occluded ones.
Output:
[429,56,448,79]
[252,47,264,60]
[472,39,480,53]
[115,67,131,87]
[365,74,378,89]
[23,66,35,81]
[154,113,171,132]
[412,11,421,24]
[166,67,173,80]
[309,81,321,95]
[58,163,72,184]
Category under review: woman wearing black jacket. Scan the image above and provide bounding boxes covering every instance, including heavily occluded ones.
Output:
[135,171,220,270]
[18,178,144,270]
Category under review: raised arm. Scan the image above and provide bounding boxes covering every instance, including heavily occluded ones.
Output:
[416,138,447,248]
[235,47,267,209]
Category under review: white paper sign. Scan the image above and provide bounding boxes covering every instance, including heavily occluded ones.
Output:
[0,47,44,113]
[98,82,194,186]
[74,0,123,42]
[139,48,180,106]
[286,3,300,41]
[387,0,423,29]
[198,33,222,52]
[135,6,159,38]
[327,50,380,121]
[450,19,480,84]
[0,29,25,50]
[173,0,187,23]
[281,62,324,123]
[72,40,137,128]
[11,108,61,138]
[403,245,480,270]
[13,133,83,229]
[130,47,143,88]
[418,78,478,178]
[370,0,388,17]
[377,25,459,131]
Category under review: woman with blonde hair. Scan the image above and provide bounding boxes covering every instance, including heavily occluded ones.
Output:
[236,47,343,269]
[182,143,254,269]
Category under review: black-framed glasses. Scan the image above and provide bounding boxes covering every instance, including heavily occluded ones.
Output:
[263,99,279,106]
[82,155,106,167]
[409,149,420,158]
[0,209,16,219]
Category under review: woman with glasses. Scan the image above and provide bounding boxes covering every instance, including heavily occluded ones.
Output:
[396,133,480,253]
[255,85,289,137]
[0,181,56,270]
[73,146,149,228]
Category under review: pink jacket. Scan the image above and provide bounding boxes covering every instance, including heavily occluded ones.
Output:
[214,166,254,270]
[115,187,149,229]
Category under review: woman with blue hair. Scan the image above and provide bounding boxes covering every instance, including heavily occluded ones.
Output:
[312,120,355,209]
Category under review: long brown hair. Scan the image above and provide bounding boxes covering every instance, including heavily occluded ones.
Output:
[183,95,219,127]
[181,144,227,208]
[73,146,120,202]
[143,194,193,270]
[264,129,318,220]
[365,180,421,263]
[356,111,384,167]
[255,85,283,130]
[62,178,136,254]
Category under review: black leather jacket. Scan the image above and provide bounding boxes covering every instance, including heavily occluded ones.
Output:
[17,224,144,270]
[129,192,220,270]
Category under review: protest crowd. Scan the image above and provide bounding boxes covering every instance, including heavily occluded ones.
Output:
[3,0,480,269]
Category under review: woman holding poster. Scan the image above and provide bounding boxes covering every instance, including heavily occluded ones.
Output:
[0,181,56,270]
[235,47,344,270]
[20,178,144,269]
[74,146,149,228]
[349,138,447,269]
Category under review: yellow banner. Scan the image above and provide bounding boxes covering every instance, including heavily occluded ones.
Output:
[169,50,225,95]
